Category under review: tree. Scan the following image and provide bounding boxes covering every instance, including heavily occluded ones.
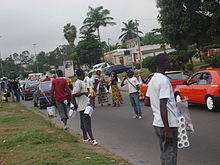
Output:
[119,20,143,43]
[157,0,220,50]
[80,6,116,42]
[142,56,156,72]
[142,29,165,45]
[63,23,77,47]
[75,30,102,67]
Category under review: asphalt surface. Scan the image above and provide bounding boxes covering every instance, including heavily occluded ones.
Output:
[21,92,220,165]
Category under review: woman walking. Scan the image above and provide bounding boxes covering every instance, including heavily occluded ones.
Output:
[110,72,123,107]
[95,70,110,106]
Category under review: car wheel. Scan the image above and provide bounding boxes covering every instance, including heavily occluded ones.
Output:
[175,93,182,103]
[206,96,216,112]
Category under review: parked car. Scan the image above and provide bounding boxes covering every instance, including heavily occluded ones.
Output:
[33,81,53,109]
[92,62,113,72]
[105,65,133,75]
[139,71,189,100]
[20,81,39,100]
[174,69,220,112]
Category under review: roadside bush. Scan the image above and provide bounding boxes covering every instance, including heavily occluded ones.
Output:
[134,68,151,79]
[133,62,140,69]
[185,63,194,72]
[142,56,156,72]
[204,52,220,68]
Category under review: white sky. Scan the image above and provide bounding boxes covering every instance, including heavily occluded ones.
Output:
[0,0,160,58]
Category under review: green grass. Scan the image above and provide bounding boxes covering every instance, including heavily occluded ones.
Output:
[0,100,131,165]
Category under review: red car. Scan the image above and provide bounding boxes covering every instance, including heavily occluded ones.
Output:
[174,69,220,112]
[139,71,189,100]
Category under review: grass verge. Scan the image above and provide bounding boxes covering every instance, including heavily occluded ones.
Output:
[0,100,131,165]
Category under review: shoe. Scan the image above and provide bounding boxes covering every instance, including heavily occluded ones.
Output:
[91,139,98,145]
[64,125,68,130]
[132,115,138,119]
[83,138,91,143]
[138,116,142,120]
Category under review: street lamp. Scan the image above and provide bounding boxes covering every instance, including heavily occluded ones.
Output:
[32,43,39,73]
[0,36,4,77]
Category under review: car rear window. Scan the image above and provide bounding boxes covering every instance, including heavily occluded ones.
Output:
[40,82,52,89]
[166,72,189,80]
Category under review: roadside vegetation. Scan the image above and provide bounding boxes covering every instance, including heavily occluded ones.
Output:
[0,100,130,165]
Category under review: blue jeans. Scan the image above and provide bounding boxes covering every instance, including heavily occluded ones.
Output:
[129,93,142,116]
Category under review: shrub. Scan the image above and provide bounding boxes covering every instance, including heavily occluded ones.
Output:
[142,56,156,72]
[205,52,220,68]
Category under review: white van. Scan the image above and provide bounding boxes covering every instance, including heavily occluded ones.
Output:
[92,62,112,72]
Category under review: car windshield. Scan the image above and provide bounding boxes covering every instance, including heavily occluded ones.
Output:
[39,81,52,89]
[166,72,189,80]
[26,81,39,88]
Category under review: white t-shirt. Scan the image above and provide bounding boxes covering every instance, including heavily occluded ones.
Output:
[124,76,139,93]
[72,79,89,112]
[84,76,95,88]
[146,73,178,127]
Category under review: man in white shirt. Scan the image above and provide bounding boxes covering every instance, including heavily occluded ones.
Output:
[121,70,142,119]
[72,69,97,145]
[145,54,178,165]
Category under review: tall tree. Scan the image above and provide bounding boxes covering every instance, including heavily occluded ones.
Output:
[75,29,102,67]
[63,23,77,47]
[80,6,116,42]
[119,20,143,43]
[157,0,220,50]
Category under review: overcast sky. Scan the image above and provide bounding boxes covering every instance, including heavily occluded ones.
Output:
[0,0,160,58]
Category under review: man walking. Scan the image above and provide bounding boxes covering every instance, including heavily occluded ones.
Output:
[11,78,20,102]
[145,53,178,165]
[72,69,97,145]
[121,70,142,119]
[50,70,72,130]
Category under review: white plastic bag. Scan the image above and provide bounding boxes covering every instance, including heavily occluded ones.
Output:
[84,105,94,117]
[69,103,77,118]
[176,99,194,132]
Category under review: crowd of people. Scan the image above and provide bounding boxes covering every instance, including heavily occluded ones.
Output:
[0,53,179,165]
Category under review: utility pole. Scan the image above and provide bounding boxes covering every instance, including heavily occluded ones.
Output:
[32,43,39,73]
[135,19,142,69]
[0,36,4,77]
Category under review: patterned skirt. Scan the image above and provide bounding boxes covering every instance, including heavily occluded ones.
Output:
[111,85,123,104]
[98,87,108,104]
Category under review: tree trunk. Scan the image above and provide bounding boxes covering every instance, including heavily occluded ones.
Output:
[97,28,101,43]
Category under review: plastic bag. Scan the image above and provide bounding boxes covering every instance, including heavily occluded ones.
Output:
[47,106,57,118]
[176,99,194,149]
[84,105,94,117]
[69,103,77,118]
[176,99,194,133]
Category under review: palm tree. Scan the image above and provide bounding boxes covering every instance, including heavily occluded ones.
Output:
[119,20,143,43]
[63,23,77,47]
[80,6,116,42]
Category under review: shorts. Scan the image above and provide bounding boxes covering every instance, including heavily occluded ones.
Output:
[56,101,68,120]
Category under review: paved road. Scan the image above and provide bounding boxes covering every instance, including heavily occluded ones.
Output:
[22,92,220,165]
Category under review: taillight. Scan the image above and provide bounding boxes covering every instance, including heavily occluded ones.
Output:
[25,90,30,92]
[40,92,50,96]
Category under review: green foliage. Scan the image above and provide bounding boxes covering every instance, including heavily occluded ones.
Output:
[63,23,77,47]
[157,0,220,50]
[81,6,116,42]
[142,30,165,45]
[185,63,194,72]
[142,56,156,72]
[204,52,220,68]
[75,31,102,67]
[133,63,140,69]
[202,44,220,50]
[119,20,143,43]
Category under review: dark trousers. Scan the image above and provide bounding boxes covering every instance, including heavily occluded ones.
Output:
[79,111,91,132]
[154,126,178,165]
